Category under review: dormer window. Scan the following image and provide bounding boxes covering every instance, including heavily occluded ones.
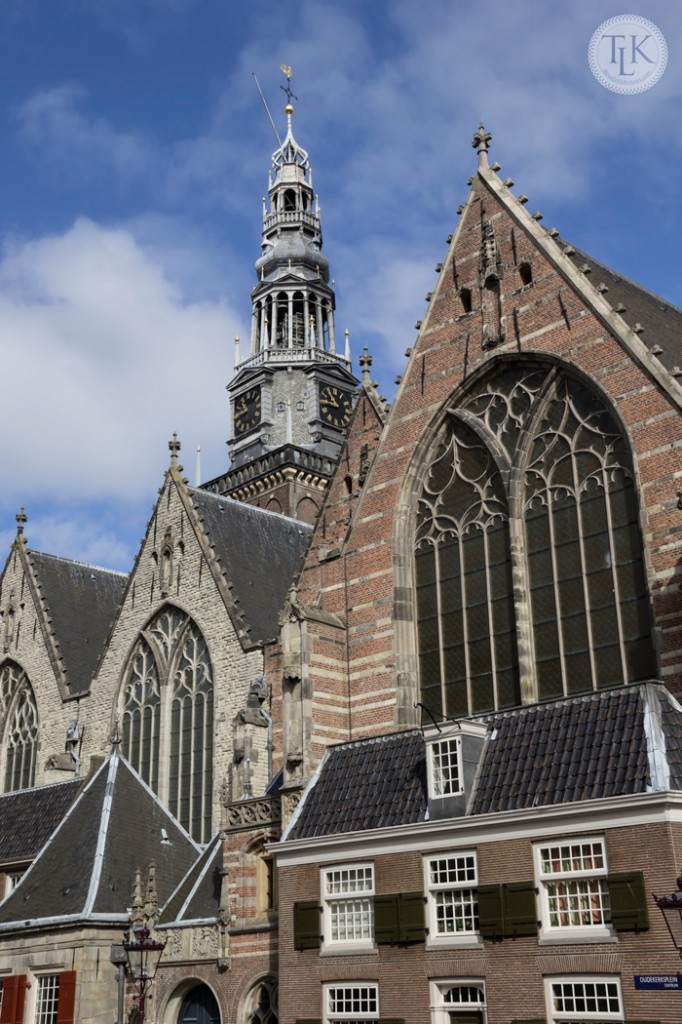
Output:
[428,735,462,797]
[424,719,488,816]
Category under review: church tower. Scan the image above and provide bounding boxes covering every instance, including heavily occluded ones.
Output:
[203,85,357,524]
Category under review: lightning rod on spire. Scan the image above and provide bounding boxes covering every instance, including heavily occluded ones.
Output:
[252,72,282,147]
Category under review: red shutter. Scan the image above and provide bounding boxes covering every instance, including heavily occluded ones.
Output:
[56,972,77,1024]
[0,975,27,1024]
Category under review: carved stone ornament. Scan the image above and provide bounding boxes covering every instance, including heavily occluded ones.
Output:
[191,925,219,958]
[223,795,281,833]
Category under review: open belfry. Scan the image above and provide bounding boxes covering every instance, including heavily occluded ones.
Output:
[1,76,682,1024]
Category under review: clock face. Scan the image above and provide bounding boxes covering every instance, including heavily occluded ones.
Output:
[234,387,262,436]
[319,384,353,428]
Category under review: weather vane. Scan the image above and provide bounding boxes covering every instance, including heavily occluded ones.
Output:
[280,64,298,105]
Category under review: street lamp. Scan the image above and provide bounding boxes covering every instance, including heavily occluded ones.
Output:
[122,926,166,1024]
[653,874,682,958]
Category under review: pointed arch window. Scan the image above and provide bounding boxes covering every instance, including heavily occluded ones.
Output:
[243,979,278,1024]
[414,362,655,717]
[0,662,38,791]
[120,607,214,842]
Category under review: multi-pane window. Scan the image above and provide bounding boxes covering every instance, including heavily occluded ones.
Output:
[430,981,486,1024]
[415,363,655,717]
[425,852,479,943]
[1,663,38,792]
[535,838,610,936]
[324,984,378,1024]
[34,975,60,1024]
[545,976,623,1022]
[322,864,374,946]
[120,606,214,842]
[428,736,462,797]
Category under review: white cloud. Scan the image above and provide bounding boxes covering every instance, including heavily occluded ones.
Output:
[0,218,244,522]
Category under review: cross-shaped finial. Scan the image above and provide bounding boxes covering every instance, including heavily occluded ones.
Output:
[472,123,492,167]
[15,507,27,538]
[169,433,181,467]
[358,346,373,385]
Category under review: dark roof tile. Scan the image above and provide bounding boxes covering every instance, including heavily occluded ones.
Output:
[28,551,127,695]
[0,779,82,863]
[189,491,312,646]
[286,687,674,842]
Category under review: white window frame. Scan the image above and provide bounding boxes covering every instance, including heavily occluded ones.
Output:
[33,973,61,1024]
[426,734,463,798]
[321,863,375,952]
[544,975,623,1023]
[323,982,379,1024]
[534,836,614,943]
[423,850,482,947]
[430,979,486,1024]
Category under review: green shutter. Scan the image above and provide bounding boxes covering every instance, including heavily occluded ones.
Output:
[374,893,400,944]
[293,900,321,949]
[502,880,539,937]
[607,871,649,932]
[477,883,504,940]
[398,891,427,943]
[477,881,537,940]
[374,893,426,945]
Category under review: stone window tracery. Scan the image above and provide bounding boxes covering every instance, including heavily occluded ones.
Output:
[120,607,213,842]
[414,361,655,717]
[0,662,38,792]
[243,979,278,1024]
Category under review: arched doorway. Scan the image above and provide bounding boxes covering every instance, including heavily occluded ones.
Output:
[177,985,220,1024]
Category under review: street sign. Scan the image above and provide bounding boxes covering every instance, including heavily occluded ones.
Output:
[634,975,682,990]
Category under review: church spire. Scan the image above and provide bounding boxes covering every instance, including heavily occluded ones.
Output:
[241,72,342,367]
[204,71,358,523]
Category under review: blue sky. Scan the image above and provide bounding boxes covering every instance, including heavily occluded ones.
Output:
[1,0,680,570]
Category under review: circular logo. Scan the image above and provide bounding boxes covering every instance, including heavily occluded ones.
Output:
[588,15,667,94]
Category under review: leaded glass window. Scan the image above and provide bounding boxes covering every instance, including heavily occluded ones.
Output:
[415,362,655,715]
[120,607,214,842]
[0,662,38,792]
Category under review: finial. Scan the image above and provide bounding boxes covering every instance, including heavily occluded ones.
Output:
[169,433,181,467]
[358,347,373,386]
[472,122,492,168]
[15,507,27,539]
[280,64,298,113]
[344,328,351,364]
[195,445,202,488]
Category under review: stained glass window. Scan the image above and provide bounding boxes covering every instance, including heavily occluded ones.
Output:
[415,363,655,715]
[121,607,213,841]
[1,662,38,792]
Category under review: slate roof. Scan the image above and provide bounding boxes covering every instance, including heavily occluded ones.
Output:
[472,687,648,814]
[555,234,682,376]
[0,752,199,928]
[27,550,127,695]
[189,489,312,645]
[159,834,222,925]
[0,779,82,864]
[286,730,427,840]
[285,684,682,841]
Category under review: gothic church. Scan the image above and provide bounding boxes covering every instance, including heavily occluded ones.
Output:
[1,106,682,1024]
